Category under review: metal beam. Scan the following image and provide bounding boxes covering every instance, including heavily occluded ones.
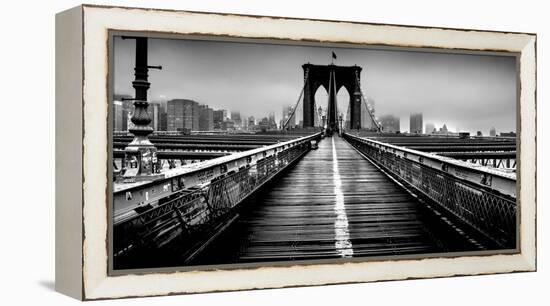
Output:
[436,151,517,159]
[113,150,229,159]
[113,142,260,151]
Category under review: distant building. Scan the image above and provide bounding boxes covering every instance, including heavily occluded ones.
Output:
[316,106,324,127]
[459,132,470,139]
[247,116,256,130]
[489,126,497,137]
[158,103,167,131]
[113,94,133,131]
[432,124,460,137]
[113,101,124,131]
[231,111,242,129]
[221,120,235,131]
[258,117,270,132]
[268,112,278,130]
[425,123,436,134]
[432,124,455,136]
[198,104,214,131]
[148,102,161,131]
[500,131,516,137]
[379,115,400,133]
[167,99,199,132]
[338,112,345,131]
[410,113,423,134]
[257,114,278,131]
[213,110,226,130]
[282,105,296,129]
[154,101,168,131]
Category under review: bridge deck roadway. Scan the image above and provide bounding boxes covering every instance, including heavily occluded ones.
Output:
[192,136,475,265]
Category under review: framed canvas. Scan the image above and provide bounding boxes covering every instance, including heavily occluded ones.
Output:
[55,4,537,300]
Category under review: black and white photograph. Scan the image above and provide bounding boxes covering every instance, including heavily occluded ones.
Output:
[111,35,518,271]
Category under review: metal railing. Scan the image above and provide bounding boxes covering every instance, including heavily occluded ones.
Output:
[343,133,517,248]
[113,133,321,261]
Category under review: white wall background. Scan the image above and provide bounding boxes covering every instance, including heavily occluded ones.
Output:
[0,0,547,304]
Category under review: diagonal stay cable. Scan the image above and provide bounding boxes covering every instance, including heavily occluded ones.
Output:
[282,69,309,130]
[355,72,381,131]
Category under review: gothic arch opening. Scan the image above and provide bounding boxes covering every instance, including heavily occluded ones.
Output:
[336,86,351,128]
[314,85,328,127]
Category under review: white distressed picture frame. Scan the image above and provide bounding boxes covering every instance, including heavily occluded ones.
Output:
[55,5,536,300]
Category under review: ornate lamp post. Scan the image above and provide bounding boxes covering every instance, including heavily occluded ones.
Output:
[121,36,163,182]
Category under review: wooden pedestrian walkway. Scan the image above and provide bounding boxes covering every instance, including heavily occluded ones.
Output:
[192,136,447,264]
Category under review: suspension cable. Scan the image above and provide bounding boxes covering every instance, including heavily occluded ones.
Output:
[345,99,350,131]
[355,72,382,132]
[282,69,309,130]
[326,68,340,132]
[325,71,332,128]
[332,69,338,125]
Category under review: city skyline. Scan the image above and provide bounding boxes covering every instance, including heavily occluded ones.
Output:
[113,96,282,133]
[114,36,517,134]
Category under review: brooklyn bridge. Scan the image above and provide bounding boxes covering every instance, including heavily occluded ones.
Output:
[112,37,517,270]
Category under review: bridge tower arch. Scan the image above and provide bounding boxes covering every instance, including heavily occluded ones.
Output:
[302,63,362,133]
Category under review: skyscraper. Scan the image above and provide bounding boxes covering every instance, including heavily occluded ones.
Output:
[268,112,277,130]
[282,105,296,129]
[247,116,256,130]
[113,94,133,131]
[158,103,167,131]
[198,104,214,131]
[379,114,400,133]
[167,99,200,132]
[213,109,226,130]
[148,102,161,131]
[231,111,242,129]
[410,113,423,134]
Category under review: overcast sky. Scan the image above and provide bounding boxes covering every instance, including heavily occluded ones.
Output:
[114,36,517,134]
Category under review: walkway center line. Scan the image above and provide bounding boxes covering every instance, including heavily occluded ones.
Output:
[331,137,354,257]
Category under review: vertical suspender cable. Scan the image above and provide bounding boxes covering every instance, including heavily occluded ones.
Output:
[331,68,339,132]
[326,70,332,129]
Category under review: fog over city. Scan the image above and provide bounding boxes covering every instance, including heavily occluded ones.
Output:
[114,36,517,134]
